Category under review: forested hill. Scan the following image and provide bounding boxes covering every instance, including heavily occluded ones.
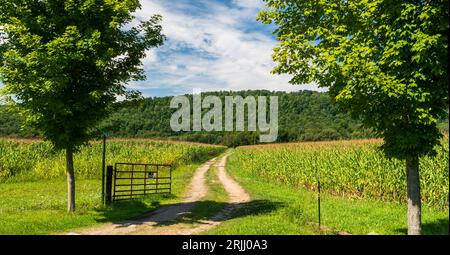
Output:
[0,91,382,146]
[1,90,382,146]
[97,90,378,146]
[3,89,448,146]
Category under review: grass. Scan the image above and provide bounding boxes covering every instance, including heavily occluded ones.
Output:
[0,138,226,182]
[1,139,447,235]
[235,139,449,209]
[0,162,205,235]
[157,158,230,227]
[188,163,229,222]
[204,150,449,235]
[0,139,225,234]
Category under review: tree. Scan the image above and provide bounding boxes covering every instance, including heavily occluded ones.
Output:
[0,0,165,212]
[258,0,448,234]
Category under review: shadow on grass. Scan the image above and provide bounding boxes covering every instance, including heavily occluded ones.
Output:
[395,218,449,235]
[90,150,227,227]
[94,194,175,223]
[154,199,285,227]
[94,199,284,229]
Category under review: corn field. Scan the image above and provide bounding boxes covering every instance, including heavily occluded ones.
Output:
[0,139,226,182]
[229,139,449,209]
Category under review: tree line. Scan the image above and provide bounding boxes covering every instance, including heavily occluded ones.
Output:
[2,90,447,147]
[2,90,379,146]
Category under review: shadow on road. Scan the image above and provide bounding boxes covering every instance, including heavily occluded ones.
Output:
[94,199,284,230]
[153,199,285,227]
[94,194,174,223]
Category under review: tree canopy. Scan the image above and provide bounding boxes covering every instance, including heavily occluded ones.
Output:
[258,0,448,159]
[258,0,448,235]
[0,0,165,212]
[0,0,165,151]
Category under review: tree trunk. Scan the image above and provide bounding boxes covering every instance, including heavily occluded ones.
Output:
[66,148,75,213]
[406,156,421,235]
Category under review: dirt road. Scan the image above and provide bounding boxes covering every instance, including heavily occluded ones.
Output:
[67,153,250,235]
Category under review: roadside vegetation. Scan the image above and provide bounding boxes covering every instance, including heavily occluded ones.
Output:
[0,139,225,182]
[0,139,225,234]
[232,139,449,209]
[205,141,449,235]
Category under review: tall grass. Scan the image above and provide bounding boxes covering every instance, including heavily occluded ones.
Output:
[230,139,449,209]
[0,139,226,182]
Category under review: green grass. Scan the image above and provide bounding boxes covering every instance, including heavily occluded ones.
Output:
[232,139,449,209]
[0,163,201,234]
[0,139,226,182]
[1,139,447,235]
[157,160,230,228]
[204,151,449,235]
[188,163,229,222]
[0,139,225,234]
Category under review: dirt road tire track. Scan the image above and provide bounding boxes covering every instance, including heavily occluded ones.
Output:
[67,152,250,235]
[68,158,216,235]
[182,153,251,235]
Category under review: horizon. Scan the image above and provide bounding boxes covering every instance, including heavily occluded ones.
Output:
[138,88,327,99]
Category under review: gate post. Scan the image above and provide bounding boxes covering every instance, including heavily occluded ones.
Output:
[105,165,113,206]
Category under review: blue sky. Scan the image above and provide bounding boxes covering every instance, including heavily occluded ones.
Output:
[130,0,322,97]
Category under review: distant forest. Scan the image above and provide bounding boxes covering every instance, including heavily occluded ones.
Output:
[1,90,447,146]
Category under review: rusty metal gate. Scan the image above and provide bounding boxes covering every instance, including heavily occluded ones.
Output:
[111,162,173,202]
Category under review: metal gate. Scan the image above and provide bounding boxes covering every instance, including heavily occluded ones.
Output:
[112,162,173,202]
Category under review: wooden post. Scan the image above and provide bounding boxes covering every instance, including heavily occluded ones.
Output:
[101,134,106,205]
[105,165,113,206]
[318,174,321,229]
[155,165,159,194]
[169,166,172,194]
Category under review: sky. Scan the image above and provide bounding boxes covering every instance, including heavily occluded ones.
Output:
[129,0,322,97]
[0,0,323,98]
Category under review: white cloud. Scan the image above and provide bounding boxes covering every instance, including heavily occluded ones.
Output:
[141,49,158,66]
[130,0,323,96]
[232,0,266,10]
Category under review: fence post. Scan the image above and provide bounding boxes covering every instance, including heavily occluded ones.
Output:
[318,174,321,229]
[169,165,172,194]
[101,134,106,205]
[105,165,113,206]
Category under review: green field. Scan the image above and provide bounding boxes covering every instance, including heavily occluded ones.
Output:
[230,139,449,209]
[205,140,449,235]
[205,154,449,235]
[0,139,226,234]
[0,138,448,235]
[0,139,225,182]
